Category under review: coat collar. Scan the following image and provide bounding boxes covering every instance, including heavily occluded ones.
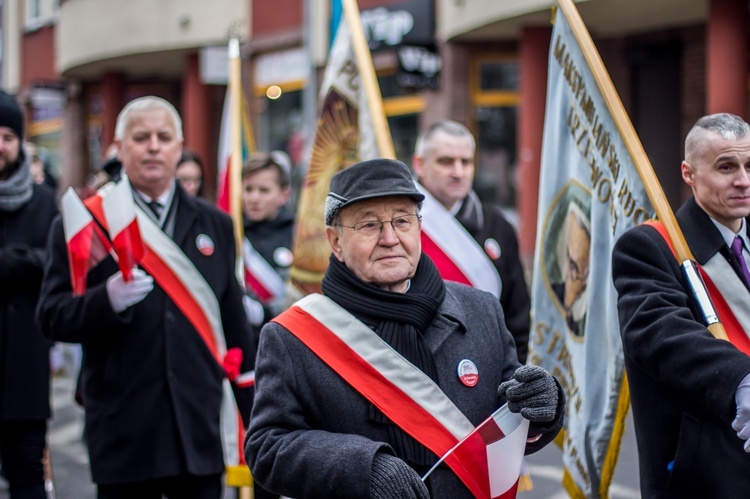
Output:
[423,284,468,353]
[677,196,750,264]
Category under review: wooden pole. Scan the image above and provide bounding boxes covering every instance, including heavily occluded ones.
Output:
[556,0,727,340]
[228,38,245,267]
[341,0,396,159]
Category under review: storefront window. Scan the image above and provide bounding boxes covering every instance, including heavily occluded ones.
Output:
[472,56,519,210]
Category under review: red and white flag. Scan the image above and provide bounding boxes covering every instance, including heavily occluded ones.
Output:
[423,404,529,499]
[217,86,233,213]
[60,187,111,295]
[101,177,145,281]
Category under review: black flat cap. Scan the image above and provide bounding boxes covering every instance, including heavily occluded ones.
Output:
[325,158,424,225]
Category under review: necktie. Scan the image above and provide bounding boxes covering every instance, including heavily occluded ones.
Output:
[147,200,163,219]
[731,236,750,286]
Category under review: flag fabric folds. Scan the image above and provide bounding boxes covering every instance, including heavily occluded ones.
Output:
[528,1,654,497]
[60,187,111,295]
[423,404,529,499]
[100,176,145,281]
[217,85,255,214]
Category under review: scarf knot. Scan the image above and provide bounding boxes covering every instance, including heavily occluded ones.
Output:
[322,252,446,466]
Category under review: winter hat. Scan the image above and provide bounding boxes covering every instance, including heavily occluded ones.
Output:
[0,91,23,139]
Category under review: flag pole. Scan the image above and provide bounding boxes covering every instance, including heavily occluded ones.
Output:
[228,38,245,270]
[340,0,396,159]
[556,0,727,341]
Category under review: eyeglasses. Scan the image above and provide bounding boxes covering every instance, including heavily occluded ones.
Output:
[566,248,589,282]
[336,214,422,238]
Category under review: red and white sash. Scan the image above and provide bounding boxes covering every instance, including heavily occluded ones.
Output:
[646,221,750,354]
[83,183,252,469]
[273,293,502,498]
[417,184,501,298]
[242,237,286,303]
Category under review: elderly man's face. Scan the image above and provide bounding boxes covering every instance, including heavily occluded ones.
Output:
[116,107,182,199]
[0,126,20,174]
[326,196,422,293]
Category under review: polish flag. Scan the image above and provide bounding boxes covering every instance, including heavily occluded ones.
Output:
[61,188,96,295]
[101,177,145,281]
[424,404,529,499]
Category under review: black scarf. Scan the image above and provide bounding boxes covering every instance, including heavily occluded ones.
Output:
[321,253,445,466]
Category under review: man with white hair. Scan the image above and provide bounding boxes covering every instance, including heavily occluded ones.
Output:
[613,113,750,497]
[38,96,255,498]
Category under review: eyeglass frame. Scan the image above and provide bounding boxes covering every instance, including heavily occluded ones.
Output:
[334,213,423,237]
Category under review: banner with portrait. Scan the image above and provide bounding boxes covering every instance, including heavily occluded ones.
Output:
[528,3,654,497]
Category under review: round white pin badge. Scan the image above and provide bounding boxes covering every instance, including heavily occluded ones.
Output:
[196,234,214,256]
[457,359,479,387]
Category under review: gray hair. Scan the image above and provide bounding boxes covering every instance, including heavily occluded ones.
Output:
[114,96,184,141]
[414,119,475,156]
[685,113,750,162]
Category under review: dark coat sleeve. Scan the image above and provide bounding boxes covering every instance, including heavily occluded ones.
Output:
[612,224,750,421]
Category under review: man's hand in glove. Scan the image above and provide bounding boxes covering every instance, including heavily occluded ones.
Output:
[370,452,430,499]
[732,373,750,452]
[498,365,559,423]
[106,268,154,313]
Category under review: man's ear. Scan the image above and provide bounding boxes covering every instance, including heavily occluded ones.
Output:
[326,226,344,261]
[412,153,424,179]
[681,160,694,187]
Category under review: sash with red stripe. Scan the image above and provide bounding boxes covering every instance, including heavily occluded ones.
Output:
[416,184,501,298]
[83,187,253,469]
[645,220,750,354]
[272,293,504,498]
[242,237,285,303]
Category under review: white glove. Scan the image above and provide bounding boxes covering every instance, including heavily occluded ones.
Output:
[242,295,265,326]
[732,373,750,452]
[106,268,154,313]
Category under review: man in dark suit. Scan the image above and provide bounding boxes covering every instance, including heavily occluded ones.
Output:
[412,120,531,363]
[38,96,255,499]
[0,90,57,499]
[613,113,750,498]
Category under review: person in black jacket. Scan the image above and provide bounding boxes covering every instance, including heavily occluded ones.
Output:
[613,113,750,497]
[0,90,58,499]
[412,119,531,363]
[37,96,255,499]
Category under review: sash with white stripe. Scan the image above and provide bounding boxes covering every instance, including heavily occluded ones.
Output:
[272,293,494,497]
[646,221,750,354]
[243,237,286,303]
[417,184,501,298]
[84,186,252,470]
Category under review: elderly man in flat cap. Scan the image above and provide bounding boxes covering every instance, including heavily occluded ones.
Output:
[246,158,565,498]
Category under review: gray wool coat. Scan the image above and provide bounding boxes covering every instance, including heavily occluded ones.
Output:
[246,280,563,498]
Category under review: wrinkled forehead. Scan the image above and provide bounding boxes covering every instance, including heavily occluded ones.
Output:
[340,195,418,220]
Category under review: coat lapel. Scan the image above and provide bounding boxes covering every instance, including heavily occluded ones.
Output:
[172,186,198,247]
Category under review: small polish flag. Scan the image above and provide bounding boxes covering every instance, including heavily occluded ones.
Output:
[423,404,529,499]
[61,188,96,295]
[101,177,145,281]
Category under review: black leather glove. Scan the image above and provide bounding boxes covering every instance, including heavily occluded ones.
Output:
[498,365,558,423]
[370,452,430,499]
[0,244,45,288]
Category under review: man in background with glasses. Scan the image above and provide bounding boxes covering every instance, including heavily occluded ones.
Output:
[246,158,564,498]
